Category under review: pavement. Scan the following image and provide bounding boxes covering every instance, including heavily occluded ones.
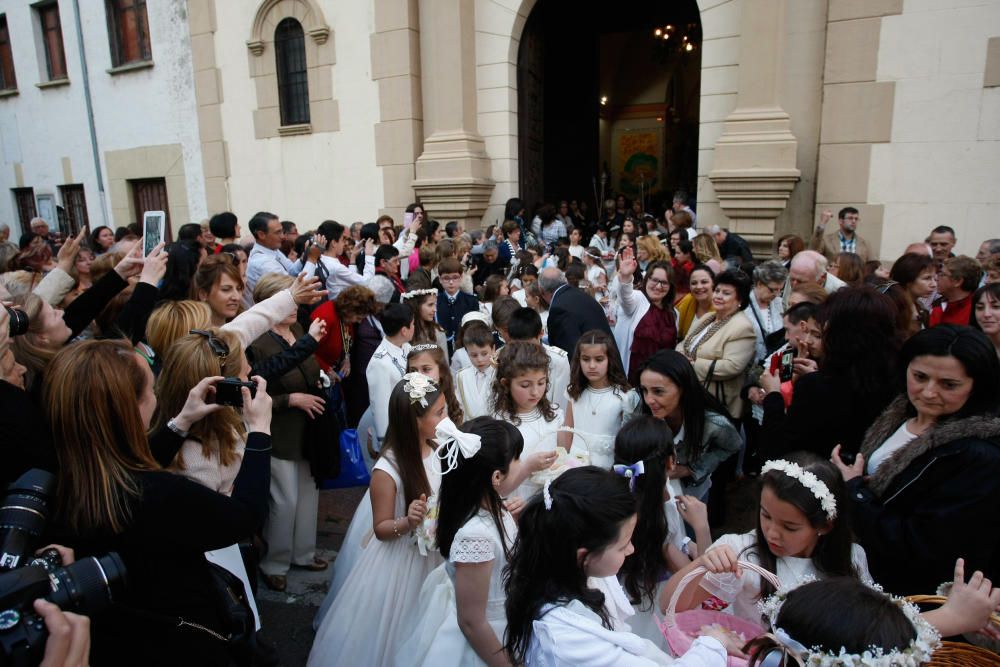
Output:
[256,475,758,666]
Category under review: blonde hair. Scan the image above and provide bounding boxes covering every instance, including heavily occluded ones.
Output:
[45,340,159,534]
[692,233,723,264]
[0,270,43,299]
[253,272,294,304]
[152,328,246,470]
[10,293,57,388]
[637,235,670,264]
[146,300,213,359]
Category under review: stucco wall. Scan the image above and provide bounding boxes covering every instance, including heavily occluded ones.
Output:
[870,0,1000,258]
[212,0,384,226]
[0,0,205,239]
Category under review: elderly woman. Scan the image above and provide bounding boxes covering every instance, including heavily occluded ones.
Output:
[678,269,756,421]
[248,273,329,592]
[614,247,678,384]
[746,260,788,362]
[833,325,1000,596]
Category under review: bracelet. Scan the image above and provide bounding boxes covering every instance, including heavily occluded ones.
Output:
[166,418,190,438]
[244,445,272,452]
[392,518,402,539]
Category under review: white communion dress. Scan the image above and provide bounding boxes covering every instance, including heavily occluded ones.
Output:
[566,386,640,469]
[393,509,517,666]
[307,451,443,667]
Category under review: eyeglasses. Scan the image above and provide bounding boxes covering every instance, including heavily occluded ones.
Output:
[190,329,229,370]
[440,275,462,283]
[647,278,671,288]
[760,284,783,295]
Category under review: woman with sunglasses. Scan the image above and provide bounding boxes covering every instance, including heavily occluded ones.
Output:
[613,247,679,386]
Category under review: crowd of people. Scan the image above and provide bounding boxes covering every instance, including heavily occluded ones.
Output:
[1,196,999,667]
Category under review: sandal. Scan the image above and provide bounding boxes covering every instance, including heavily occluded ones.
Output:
[261,574,287,592]
[291,557,328,572]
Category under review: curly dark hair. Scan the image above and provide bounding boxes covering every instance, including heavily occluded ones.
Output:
[335,286,378,320]
[492,341,557,424]
[567,329,629,401]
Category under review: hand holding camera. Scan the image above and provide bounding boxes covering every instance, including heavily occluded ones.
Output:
[241,376,272,434]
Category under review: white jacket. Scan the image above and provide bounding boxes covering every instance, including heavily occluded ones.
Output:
[366,339,411,441]
[527,599,726,667]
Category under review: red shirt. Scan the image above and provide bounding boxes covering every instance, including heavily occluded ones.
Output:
[312,300,352,372]
[929,293,973,327]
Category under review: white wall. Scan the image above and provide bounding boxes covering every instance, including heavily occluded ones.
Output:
[871,0,1000,258]
[0,0,205,242]
[213,0,383,227]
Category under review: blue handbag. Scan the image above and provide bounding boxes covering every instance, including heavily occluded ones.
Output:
[321,428,371,489]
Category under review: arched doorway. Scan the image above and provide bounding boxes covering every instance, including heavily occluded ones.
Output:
[517,0,701,218]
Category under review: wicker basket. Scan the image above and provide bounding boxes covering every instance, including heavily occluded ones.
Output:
[906,594,1000,666]
[659,560,780,667]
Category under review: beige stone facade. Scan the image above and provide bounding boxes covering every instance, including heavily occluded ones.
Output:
[181,0,1000,258]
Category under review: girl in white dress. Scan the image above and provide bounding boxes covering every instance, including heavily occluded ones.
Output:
[395,417,523,667]
[408,343,465,425]
[308,373,446,667]
[559,330,639,469]
[611,417,711,646]
[659,452,874,624]
[503,467,733,666]
[490,342,564,501]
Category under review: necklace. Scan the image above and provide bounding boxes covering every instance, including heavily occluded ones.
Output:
[583,386,613,415]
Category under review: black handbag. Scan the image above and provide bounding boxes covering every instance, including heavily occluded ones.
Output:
[302,386,343,485]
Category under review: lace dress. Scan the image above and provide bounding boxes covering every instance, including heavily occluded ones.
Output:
[307,453,444,666]
[393,510,517,666]
[567,386,640,469]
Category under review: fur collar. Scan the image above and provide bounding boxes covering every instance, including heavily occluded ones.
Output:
[860,396,1000,497]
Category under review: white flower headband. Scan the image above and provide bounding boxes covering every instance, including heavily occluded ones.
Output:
[401,288,438,300]
[401,372,437,407]
[409,343,440,354]
[543,479,554,510]
[761,459,837,520]
[756,585,940,666]
[434,417,482,474]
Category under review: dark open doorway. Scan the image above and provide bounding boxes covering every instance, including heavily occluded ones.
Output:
[517,0,701,217]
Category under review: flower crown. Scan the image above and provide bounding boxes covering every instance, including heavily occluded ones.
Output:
[401,372,437,407]
[401,288,438,301]
[761,459,837,520]
[757,584,940,666]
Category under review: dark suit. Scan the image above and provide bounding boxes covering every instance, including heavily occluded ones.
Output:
[437,290,480,356]
[546,285,612,356]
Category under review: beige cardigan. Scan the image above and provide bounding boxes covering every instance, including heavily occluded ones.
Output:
[682,310,756,418]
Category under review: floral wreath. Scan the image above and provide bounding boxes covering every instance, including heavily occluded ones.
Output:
[409,343,440,354]
[756,582,940,666]
[761,459,837,520]
[401,372,437,407]
[401,288,438,301]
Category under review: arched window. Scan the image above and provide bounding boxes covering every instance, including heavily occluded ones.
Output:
[275,18,309,126]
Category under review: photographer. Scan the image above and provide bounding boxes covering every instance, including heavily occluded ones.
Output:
[43,339,272,666]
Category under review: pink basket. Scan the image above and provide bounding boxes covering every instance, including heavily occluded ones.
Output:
[658,560,779,667]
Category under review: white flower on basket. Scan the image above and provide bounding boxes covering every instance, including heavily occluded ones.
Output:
[415,494,439,557]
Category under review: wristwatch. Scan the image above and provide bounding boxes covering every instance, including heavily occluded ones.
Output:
[166,418,190,438]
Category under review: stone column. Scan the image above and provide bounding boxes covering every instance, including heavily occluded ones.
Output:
[708,0,800,252]
[411,0,494,226]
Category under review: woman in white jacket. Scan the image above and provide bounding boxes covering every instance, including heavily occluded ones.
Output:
[503,467,737,667]
[614,249,680,385]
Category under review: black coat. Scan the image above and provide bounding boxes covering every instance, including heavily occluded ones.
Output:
[437,291,479,356]
[718,232,754,265]
[546,285,612,356]
[849,396,1000,596]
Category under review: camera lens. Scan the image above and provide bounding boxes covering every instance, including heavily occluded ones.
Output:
[4,305,29,337]
[47,553,127,615]
[0,470,55,571]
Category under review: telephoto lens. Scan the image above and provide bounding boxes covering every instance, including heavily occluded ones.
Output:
[0,470,55,572]
[3,306,29,337]
[44,552,128,614]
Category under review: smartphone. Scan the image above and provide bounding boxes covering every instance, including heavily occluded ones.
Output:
[214,377,257,407]
[142,211,166,257]
[403,212,414,228]
[779,350,795,382]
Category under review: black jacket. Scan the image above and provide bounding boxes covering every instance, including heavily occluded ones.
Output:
[546,285,612,356]
[848,397,1000,596]
[437,291,479,356]
[718,232,754,265]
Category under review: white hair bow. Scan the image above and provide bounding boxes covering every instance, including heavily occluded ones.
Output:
[434,417,482,474]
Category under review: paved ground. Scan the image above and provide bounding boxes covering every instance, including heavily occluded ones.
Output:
[259,477,758,666]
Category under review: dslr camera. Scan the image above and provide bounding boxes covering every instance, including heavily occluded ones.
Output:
[0,470,126,666]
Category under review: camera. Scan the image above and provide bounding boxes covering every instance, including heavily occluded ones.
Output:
[0,470,126,665]
[3,307,28,338]
[214,377,257,407]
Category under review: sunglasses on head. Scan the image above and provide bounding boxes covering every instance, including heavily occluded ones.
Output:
[190,329,229,370]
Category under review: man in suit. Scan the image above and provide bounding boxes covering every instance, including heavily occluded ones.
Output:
[539,267,611,356]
